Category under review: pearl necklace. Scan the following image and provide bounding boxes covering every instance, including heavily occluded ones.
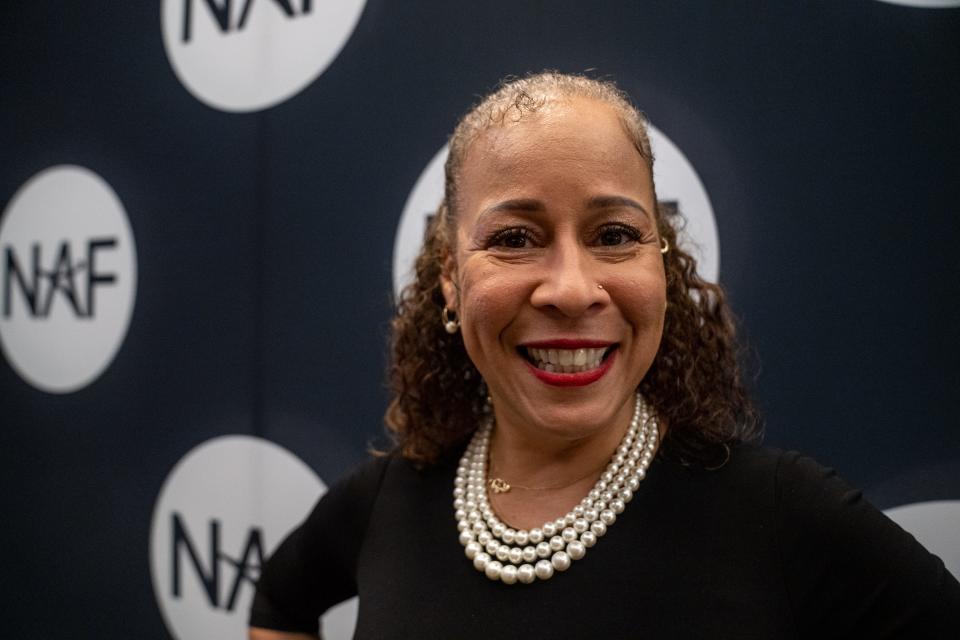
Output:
[453,392,659,585]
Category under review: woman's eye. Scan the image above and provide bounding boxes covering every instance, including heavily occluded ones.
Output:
[596,224,642,247]
[489,228,532,249]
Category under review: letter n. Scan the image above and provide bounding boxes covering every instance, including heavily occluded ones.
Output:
[182,0,233,43]
[3,244,39,318]
[171,512,220,607]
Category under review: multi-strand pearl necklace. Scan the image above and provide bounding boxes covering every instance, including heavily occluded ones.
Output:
[453,392,659,585]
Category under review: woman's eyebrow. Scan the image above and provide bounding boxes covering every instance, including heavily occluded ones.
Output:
[478,198,545,219]
[586,195,651,220]
[476,195,651,223]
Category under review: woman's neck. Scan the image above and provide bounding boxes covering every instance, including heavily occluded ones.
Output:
[484,397,637,531]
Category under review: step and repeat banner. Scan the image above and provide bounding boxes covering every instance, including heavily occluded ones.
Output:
[2,2,959,638]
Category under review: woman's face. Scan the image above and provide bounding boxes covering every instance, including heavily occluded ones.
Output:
[442,97,667,441]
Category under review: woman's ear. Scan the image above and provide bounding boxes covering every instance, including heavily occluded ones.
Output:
[440,250,458,310]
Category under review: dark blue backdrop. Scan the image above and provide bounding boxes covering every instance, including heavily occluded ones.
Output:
[2,1,958,637]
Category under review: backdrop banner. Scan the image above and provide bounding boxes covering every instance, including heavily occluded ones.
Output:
[2,2,958,638]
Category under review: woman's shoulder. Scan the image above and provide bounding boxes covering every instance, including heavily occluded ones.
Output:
[711,444,895,523]
[715,443,852,493]
[721,444,873,522]
[719,444,960,634]
[668,444,893,530]
[319,445,458,509]
[326,451,394,500]
[664,443,787,500]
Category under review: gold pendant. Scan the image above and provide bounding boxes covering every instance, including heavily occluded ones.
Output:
[488,478,511,494]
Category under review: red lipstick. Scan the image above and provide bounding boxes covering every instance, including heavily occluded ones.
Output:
[523,339,612,349]
[521,343,617,387]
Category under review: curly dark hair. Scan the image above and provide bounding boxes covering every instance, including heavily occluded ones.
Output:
[386,72,759,467]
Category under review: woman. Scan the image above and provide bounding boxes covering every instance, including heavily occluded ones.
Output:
[250,72,959,638]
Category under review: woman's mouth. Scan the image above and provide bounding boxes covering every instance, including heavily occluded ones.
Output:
[521,346,616,374]
[517,342,619,386]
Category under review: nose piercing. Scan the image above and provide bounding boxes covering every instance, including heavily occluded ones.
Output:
[597,284,604,290]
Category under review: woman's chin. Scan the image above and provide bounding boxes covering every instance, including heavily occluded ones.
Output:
[506,399,632,444]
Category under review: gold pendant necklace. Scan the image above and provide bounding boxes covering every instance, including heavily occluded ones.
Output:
[486,459,610,494]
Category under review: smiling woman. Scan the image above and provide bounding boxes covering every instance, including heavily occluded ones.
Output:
[392,74,756,474]
[249,73,960,639]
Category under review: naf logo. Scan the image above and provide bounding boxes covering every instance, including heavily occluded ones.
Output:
[4,237,118,320]
[170,513,265,612]
[179,0,314,43]
[161,0,367,112]
[0,166,137,393]
[151,435,327,640]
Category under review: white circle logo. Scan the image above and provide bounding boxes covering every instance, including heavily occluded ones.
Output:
[884,500,960,579]
[875,1,960,7]
[0,165,137,393]
[393,126,719,297]
[150,435,357,639]
[161,0,367,112]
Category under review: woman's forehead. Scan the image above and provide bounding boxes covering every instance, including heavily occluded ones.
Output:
[459,98,649,189]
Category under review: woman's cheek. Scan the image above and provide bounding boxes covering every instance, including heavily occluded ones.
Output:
[613,273,667,318]
[461,279,516,331]
[460,256,525,304]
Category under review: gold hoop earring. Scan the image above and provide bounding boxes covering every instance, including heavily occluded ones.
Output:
[442,306,460,334]
[660,238,670,254]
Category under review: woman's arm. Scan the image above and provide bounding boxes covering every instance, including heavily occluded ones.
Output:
[249,455,391,637]
[249,626,319,640]
[775,451,960,635]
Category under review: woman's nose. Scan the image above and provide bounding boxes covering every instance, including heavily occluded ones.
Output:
[529,243,606,318]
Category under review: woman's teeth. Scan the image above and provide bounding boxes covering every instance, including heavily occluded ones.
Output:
[527,347,607,373]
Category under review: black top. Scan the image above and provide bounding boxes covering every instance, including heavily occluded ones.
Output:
[250,445,960,638]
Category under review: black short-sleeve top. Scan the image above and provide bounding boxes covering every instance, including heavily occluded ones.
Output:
[251,445,960,638]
